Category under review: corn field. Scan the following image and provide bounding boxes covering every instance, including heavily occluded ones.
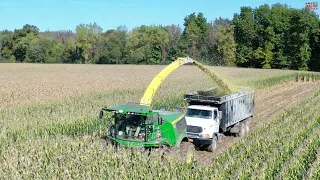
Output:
[209,90,320,179]
[0,64,320,179]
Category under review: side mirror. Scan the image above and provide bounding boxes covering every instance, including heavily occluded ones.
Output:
[158,117,163,125]
[218,111,222,120]
[99,110,104,119]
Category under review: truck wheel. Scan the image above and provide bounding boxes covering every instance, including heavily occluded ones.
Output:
[245,119,250,135]
[237,122,246,137]
[208,136,218,152]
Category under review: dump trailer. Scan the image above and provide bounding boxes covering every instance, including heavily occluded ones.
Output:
[184,88,254,152]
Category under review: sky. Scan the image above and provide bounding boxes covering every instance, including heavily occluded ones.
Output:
[0,0,317,32]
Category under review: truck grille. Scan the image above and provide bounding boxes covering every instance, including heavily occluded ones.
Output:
[187,125,203,133]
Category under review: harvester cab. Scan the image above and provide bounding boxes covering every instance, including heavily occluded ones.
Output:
[99,103,188,148]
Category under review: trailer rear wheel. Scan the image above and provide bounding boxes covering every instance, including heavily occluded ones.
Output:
[245,118,251,135]
[208,136,218,152]
[238,122,246,137]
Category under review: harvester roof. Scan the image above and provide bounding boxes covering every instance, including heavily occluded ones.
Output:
[103,103,157,115]
[103,104,184,121]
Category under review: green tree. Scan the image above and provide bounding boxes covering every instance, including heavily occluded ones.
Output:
[99,26,127,64]
[125,25,169,64]
[182,12,209,59]
[232,7,257,67]
[125,26,149,64]
[76,22,103,64]
[61,38,80,63]
[252,42,274,69]
[11,24,40,62]
[28,36,63,63]
[13,33,36,62]
[308,19,320,71]
[216,25,236,66]
[233,4,320,70]
[286,8,318,70]
[267,4,291,68]
[148,26,170,63]
[12,24,39,42]
[0,30,14,62]
[166,25,185,61]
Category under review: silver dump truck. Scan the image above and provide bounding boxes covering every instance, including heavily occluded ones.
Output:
[184,88,255,152]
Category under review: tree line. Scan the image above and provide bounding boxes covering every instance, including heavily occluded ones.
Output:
[0,3,319,71]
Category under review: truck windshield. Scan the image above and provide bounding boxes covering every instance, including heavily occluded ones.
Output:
[113,113,155,142]
[186,108,212,119]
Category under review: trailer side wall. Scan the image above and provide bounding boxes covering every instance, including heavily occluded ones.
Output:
[219,91,254,132]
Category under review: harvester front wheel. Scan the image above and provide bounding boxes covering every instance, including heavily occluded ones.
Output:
[99,136,113,148]
[180,142,196,163]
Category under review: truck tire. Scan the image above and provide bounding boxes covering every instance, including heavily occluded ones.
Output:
[245,118,250,135]
[208,136,218,152]
[237,122,246,137]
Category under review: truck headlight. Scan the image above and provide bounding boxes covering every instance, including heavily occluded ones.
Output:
[199,134,210,138]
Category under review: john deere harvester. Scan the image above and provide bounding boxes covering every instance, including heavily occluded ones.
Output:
[99,57,196,152]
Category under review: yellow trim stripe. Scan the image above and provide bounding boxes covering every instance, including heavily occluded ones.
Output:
[171,115,184,125]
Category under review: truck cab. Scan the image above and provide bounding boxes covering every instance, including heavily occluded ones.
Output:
[185,105,221,148]
[184,88,254,152]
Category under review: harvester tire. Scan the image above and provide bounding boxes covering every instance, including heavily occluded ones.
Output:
[99,136,112,148]
[160,145,170,156]
[151,146,169,161]
[207,136,218,152]
[180,142,196,163]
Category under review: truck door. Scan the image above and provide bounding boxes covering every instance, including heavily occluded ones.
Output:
[212,109,220,133]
